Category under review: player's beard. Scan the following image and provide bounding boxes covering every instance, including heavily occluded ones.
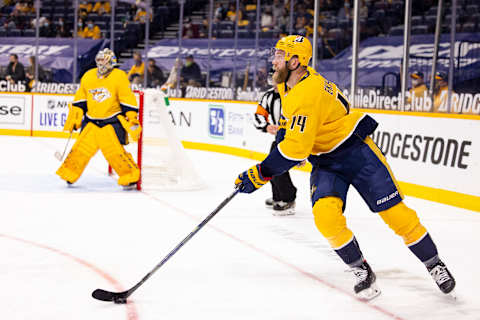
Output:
[272,65,288,83]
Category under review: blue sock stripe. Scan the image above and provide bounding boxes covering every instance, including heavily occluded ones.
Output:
[334,237,364,266]
[408,233,438,263]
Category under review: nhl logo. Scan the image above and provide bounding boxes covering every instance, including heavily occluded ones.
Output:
[47,100,55,109]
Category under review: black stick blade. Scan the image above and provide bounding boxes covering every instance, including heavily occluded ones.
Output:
[92,289,129,304]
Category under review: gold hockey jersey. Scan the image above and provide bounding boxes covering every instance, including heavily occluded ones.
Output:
[73,68,137,119]
[276,67,366,160]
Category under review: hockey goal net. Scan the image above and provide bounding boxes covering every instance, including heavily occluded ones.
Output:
[109,89,205,191]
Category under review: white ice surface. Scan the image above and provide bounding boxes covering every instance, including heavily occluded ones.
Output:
[1,135,479,320]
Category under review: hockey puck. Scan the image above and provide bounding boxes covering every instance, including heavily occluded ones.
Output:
[114,297,127,304]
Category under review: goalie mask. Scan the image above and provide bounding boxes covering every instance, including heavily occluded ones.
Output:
[96,48,117,75]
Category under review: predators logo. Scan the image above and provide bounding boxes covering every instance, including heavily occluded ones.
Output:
[89,88,111,103]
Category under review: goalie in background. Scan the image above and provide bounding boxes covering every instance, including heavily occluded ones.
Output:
[254,69,297,215]
[56,48,141,189]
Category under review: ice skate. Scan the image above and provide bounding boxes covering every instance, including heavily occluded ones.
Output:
[122,182,137,191]
[351,261,381,300]
[272,201,295,216]
[428,260,456,297]
[265,198,274,207]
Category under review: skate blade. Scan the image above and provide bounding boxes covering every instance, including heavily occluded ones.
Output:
[356,283,381,301]
[446,289,457,300]
[272,208,295,216]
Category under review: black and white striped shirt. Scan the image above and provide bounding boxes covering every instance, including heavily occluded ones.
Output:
[254,88,282,132]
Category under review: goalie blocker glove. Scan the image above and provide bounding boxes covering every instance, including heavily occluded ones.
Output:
[235,164,271,193]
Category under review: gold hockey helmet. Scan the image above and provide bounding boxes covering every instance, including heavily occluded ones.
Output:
[274,35,312,67]
[95,48,118,75]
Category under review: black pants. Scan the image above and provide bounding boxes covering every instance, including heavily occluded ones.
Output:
[270,141,297,202]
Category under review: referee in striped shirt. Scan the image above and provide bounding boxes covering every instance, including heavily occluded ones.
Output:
[254,73,297,215]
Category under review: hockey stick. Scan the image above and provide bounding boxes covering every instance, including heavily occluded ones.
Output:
[92,186,241,304]
[54,131,73,161]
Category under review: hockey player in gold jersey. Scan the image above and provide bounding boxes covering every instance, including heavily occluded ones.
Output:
[235,35,456,299]
[56,48,141,189]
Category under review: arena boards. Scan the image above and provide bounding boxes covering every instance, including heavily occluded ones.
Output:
[0,92,478,212]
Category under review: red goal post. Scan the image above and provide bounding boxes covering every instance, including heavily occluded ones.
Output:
[108,90,144,190]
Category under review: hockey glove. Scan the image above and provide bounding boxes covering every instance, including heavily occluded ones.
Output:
[235,164,271,193]
[118,111,142,142]
[63,105,84,132]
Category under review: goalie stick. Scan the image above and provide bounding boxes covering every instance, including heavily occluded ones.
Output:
[54,131,73,161]
[92,186,240,304]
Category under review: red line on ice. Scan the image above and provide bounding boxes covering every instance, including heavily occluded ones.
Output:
[146,192,406,320]
[0,233,139,320]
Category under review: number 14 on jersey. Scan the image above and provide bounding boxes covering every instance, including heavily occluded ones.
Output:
[289,115,307,133]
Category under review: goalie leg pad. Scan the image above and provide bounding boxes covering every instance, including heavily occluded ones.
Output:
[312,197,354,249]
[379,201,427,245]
[98,124,140,186]
[56,123,99,183]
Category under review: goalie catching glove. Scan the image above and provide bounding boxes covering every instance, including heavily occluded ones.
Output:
[235,164,271,193]
[63,105,84,132]
[118,111,142,142]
